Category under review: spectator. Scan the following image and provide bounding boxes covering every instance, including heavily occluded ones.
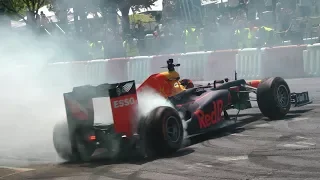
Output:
[203,20,218,51]
[160,25,175,54]
[287,13,305,45]
[89,40,104,59]
[311,0,319,16]
[35,13,40,27]
[228,0,240,17]
[123,35,139,57]
[40,11,49,27]
[171,20,185,53]
[234,20,253,49]
[184,26,200,52]
[264,0,273,11]
[135,20,146,55]
[297,0,312,17]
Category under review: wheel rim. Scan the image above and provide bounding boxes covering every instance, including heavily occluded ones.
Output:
[277,85,289,108]
[165,116,181,143]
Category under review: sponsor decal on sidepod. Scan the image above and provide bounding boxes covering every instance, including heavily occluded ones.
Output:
[194,99,223,129]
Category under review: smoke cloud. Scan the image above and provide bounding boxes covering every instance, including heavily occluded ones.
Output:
[137,87,189,147]
[137,87,174,117]
[0,26,73,166]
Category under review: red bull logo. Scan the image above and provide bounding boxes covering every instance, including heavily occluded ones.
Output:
[195,99,224,129]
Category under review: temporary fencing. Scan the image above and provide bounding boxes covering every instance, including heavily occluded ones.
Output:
[303,43,320,77]
[19,44,320,88]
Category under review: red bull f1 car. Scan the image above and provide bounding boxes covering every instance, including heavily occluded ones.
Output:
[53,59,312,162]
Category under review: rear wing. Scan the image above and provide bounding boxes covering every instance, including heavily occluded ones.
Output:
[63,80,138,137]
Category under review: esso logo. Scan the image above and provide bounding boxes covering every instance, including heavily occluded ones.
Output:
[113,97,135,109]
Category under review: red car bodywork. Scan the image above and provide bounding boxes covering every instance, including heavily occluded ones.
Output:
[113,72,262,137]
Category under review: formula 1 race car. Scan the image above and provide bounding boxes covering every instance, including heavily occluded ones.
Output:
[53,59,312,162]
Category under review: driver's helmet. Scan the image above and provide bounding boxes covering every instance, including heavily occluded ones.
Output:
[165,70,180,81]
[180,79,194,89]
[159,70,185,96]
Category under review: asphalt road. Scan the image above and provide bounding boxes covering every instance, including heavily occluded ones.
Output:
[1,78,320,180]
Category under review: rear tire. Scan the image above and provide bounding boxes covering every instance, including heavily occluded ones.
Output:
[139,106,183,158]
[73,131,95,162]
[257,77,291,120]
[53,121,78,161]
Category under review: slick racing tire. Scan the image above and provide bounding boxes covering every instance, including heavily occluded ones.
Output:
[139,106,183,158]
[53,121,79,162]
[257,77,291,120]
[73,130,96,162]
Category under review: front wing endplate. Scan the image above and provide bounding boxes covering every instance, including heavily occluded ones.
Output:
[291,92,313,107]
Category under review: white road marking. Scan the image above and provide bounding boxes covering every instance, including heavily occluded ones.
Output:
[0,166,34,179]
[304,103,320,107]
[282,144,310,148]
[296,136,312,140]
[217,155,248,162]
[195,163,213,168]
[230,133,250,137]
[296,141,316,146]
[0,166,34,172]
[254,123,272,128]
[290,117,309,122]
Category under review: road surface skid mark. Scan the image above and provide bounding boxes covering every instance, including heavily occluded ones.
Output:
[0,166,34,179]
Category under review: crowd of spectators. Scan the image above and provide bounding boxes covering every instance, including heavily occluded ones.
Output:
[85,0,320,61]
[15,0,320,62]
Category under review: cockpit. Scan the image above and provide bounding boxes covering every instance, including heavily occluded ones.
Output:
[158,59,186,97]
[137,58,194,98]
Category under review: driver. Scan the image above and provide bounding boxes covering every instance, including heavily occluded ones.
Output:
[160,59,186,97]
[167,70,186,96]
[180,79,194,89]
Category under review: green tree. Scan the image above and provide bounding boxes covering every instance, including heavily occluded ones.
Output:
[0,0,27,20]
[107,0,157,34]
[0,0,51,24]
[50,0,158,36]
[162,0,180,22]
[129,13,155,24]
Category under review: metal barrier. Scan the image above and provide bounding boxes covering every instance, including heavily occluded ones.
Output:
[127,56,153,83]
[150,54,181,75]
[30,44,316,88]
[236,48,262,80]
[205,50,238,81]
[177,51,210,81]
[45,61,88,88]
[86,60,108,86]
[106,57,129,83]
[303,43,320,77]
[262,45,306,79]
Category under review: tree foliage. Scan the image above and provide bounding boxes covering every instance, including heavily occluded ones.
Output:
[111,0,158,34]
[0,0,51,22]
[129,13,155,24]
[162,0,180,21]
[1,0,158,34]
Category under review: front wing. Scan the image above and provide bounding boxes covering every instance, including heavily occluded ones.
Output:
[291,92,312,107]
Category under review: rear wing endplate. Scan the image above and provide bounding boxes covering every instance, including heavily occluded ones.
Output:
[63,80,138,137]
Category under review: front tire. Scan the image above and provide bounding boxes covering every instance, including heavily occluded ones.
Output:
[257,77,291,120]
[139,106,184,158]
